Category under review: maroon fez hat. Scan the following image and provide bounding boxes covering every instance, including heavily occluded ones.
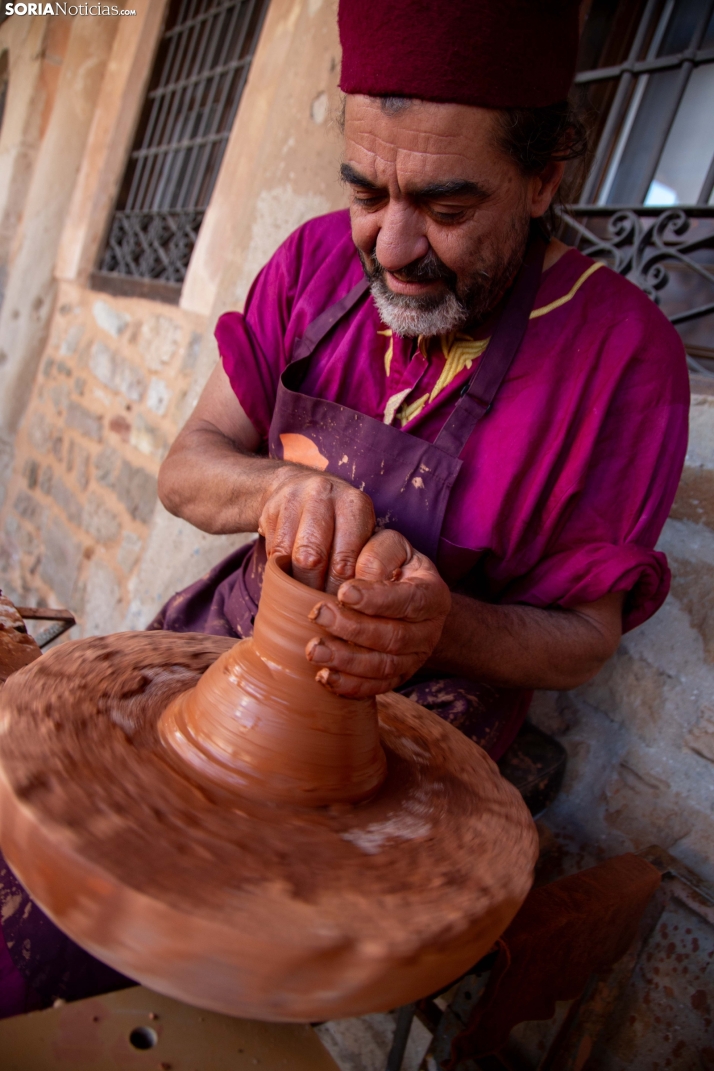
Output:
[338,0,580,110]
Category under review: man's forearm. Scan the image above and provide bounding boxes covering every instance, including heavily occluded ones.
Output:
[158,422,284,534]
[427,592,623,691]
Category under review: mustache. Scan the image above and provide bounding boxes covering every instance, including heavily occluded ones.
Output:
[361,246,459,290]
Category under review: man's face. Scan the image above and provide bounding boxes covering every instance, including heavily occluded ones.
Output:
[342,96,556,337]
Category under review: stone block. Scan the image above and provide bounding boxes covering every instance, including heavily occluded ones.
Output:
[66,439,90,492]
[82,492,121,545]
[182,331,202,373]
[139,315,181,371]
[115,460,158,524]
[117,530,143,574]
[77,341,91,369]
[146,376,171,416]
[74,377,86,396]
[82,558,123,637]
[94,445,120,488]
[669,556,714,662]
[39,465,53,495]
[28,411,52,453]
[50,475,83,527]
[43,358,54,378]
[88,341,115,388]
[604,754,695,850]
[92,300,129,339]
[23,458,38,490]
[89,341,146,402]
[60,323,84,357]
[13,490,44,528]
[685,704,714,763]
[51,433,64,462]
[56,361,72,378]
[109,414,131,442]
[130,412,168,461]
[4,514,39,556]
[39,514,82,607]
[66,400,103,442]
[576,647,671,748]
[50,383,70,415]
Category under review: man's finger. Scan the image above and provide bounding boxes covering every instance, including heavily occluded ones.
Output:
[337,574,450,623]
[306,634,417,679]
[353,528,412,582]
[314,667,405,698]
[261,497,300,559]
[324,490,375,594]
[290,482,336,589]
[307,602,435,655]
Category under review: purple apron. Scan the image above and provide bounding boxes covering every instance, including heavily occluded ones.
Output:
[154,233,548,760]
[0,236,546,1018]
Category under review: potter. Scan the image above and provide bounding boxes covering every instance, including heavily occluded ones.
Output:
[155,0,688,760]
[0,0,691,1024]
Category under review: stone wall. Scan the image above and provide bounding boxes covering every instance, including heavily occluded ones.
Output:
[532,378,714,885]
[0,282,219,635]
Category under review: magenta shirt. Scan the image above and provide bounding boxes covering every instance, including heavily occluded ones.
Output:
[217,210,689,632]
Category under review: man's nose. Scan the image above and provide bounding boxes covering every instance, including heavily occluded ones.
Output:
[375,203,429,271]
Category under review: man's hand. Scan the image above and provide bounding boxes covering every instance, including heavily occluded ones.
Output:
[304,529,451,697]
[258,468,375,593]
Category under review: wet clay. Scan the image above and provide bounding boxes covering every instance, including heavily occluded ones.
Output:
[160,556,386,806]
[0,561,538,1022]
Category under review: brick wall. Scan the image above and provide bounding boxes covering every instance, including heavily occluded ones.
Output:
[0,281,206,635]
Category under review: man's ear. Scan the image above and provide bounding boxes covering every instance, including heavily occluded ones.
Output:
[529,159,565,218]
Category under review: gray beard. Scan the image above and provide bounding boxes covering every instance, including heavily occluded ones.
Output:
[369,280,468,337]
[362,219,531,339]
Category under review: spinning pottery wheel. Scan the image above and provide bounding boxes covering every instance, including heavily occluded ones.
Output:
[0,557,537,1022]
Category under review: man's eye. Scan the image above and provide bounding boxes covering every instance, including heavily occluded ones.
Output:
[430,206,466,220]
[353,192,385,206]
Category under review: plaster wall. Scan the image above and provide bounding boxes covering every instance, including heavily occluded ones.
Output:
[0,12,117,511]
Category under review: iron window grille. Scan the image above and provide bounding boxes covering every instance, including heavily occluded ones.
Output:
[560,0,714,375]
[95,0,270,300]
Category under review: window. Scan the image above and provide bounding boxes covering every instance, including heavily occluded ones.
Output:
[95,0,271,301]
[575,0,714,207]
[563,0,714,371]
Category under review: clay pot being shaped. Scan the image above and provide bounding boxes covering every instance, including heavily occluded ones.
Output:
[159,555,387,806]
[0,555,538,1022]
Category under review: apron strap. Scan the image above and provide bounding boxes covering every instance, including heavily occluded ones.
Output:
[433,233,548,458]
[292,276,371,362]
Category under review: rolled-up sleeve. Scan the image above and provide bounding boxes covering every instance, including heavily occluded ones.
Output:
[497,316,689,632]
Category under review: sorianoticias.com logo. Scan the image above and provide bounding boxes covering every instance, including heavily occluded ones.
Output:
[4,3,136,12]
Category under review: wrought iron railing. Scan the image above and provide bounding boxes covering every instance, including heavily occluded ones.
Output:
[558,204,714,375]
[98,0,270,290]
[100,208,204,284]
